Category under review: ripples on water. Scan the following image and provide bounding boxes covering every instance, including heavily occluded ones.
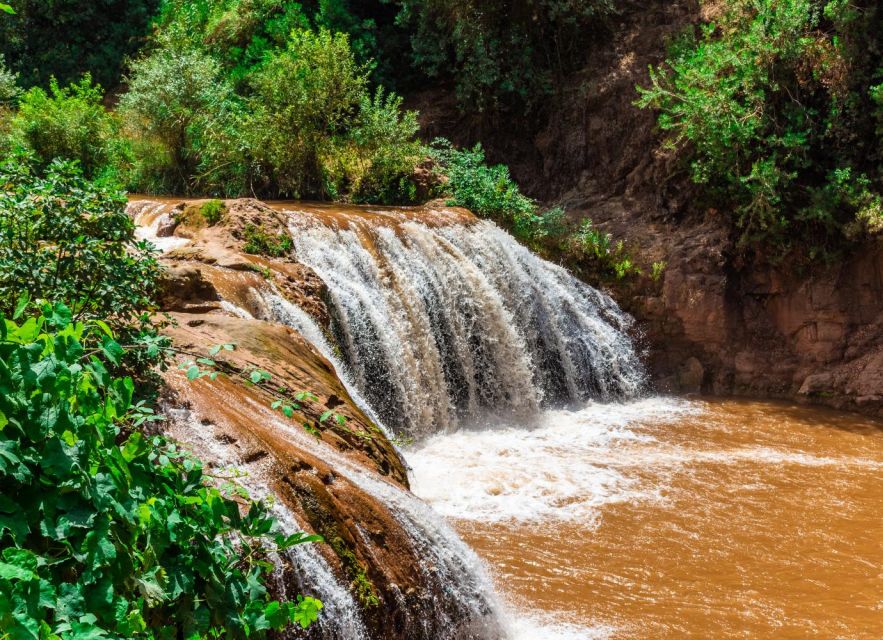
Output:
[409,398,883,639]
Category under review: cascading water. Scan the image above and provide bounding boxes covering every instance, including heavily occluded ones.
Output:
[285,213,645,437]
[133,200,648,639]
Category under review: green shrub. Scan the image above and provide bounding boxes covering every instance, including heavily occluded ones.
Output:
[121,12,425,202]
[567,218,641,279]
[430,139,574,245]
[0,304,322,638]
[0,158,160,323]
[637,0,883,258]
[246,28,369,198]
[0,0,159,89]
[120,37,242,195]
[348,88,424,204]
[243,224,293,257]
[0,54,18,104]
[430,140,534,219]
[651,260,667,282]
[7,76,125,181]
[200,198,226,225]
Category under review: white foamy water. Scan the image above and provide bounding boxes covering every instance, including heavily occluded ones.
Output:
[131,202,190,253]
[409,397,698,524]
[408,397,883,526]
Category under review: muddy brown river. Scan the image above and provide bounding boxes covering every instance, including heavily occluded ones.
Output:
[409,398,883,639]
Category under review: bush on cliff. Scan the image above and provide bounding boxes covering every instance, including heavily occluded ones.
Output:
[637,0,883,260]
[430,140,568,244]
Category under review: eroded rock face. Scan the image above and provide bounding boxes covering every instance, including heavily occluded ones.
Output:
[622,232,883,418]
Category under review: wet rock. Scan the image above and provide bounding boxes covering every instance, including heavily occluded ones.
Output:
[799,373,833,396]
[678,357,704,393]
[158,264,220,312]
[155,213,178,237]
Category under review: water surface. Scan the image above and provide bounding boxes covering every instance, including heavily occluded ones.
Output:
[409,398,883,639]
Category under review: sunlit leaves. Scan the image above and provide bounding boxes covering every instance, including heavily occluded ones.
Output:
[0,307,321,637]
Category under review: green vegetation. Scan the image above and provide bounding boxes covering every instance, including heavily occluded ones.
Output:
[395,0,617,111]
[200,199,226,225]
[7,77,126,182]
[243,224,293,258]
[430,141,563,243]
[0,0,159,89]
[0,55,18,104]
[0,158,323,637]
[0,305,321,638]
[651,260,667,282]
[566,219,641,279]
[637,0,883,260]
[120,4,423,200]
[0,158,157,322]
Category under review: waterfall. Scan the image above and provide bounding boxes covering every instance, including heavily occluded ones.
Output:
[286,214,645,437]
[133,200,647,640]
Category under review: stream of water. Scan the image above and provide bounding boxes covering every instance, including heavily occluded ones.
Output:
[409,398,883,639]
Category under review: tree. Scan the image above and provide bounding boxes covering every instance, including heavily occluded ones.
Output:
[0,0,160,89]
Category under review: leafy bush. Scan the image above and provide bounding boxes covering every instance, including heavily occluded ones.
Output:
[119,38,241,195]
[122,10,425,202]
[0,0,159,89]
[0,158,160,323]
[430,139,574,245]
[430,140,534,219]
[651,260,667,282]
[243,224,293,257]
[200,199,226,225]
[394,0,616,111]
[0,54,18,104]
[7,76,125,181]
[246,28,370,198]
[0,304,322,638]
[566,218,641,279]
[348,89,424,204]
[637,0,883,258]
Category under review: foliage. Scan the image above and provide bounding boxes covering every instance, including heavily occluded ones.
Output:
[200,199,226,225]
[566,219,641,279]
[393,0,617,111]
[122,7,425,202]
[0,0,159,89]
[637,0,883,259]
[7,76,126,181]
[431,140,533,218]
[119,37,241,195]
[651,260,667,282]
[246,27,370,198]
[242,224,293,257]
[0,304,322,639]
[430,140,576,246]
[0,158,160,324]
[0,54,18,104]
